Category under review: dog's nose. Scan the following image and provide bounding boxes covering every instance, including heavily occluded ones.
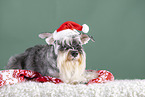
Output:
[71,51,78,57]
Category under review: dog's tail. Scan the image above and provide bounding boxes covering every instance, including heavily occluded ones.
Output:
[5,53,27,69]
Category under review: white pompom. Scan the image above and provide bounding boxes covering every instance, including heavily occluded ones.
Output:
[82,24,89,33]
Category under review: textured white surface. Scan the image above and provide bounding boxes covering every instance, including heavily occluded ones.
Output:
[0,79,145,97]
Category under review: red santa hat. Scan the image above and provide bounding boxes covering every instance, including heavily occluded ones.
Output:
[53,21,89,40]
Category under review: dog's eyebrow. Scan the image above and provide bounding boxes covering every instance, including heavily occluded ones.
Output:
[71,39,81,46]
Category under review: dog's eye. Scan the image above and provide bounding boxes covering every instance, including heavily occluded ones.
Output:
[76,44,80,47]
[65,47,69,50]
[65,46,73,50]
[75,45,82,50]
[59,45,71,51]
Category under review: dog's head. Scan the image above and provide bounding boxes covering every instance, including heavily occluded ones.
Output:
[39,33,94,58]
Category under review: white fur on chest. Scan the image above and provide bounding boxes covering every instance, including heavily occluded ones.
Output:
[59,61,86,84]
[57,52,98,84]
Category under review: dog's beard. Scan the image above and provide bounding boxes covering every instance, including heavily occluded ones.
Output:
[57,51,87,84]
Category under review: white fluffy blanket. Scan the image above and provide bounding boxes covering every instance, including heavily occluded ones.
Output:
[0,79,145,97]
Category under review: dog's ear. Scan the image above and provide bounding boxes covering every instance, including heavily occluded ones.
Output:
[80,33,95,45]
[39,33,54,45]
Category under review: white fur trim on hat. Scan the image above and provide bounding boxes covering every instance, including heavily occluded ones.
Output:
[82,24,89,33]
[53,29,79,40]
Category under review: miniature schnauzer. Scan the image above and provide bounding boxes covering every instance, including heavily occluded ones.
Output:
[6,22,98,84]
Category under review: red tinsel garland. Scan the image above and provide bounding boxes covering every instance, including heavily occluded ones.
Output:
[0,69,114,87]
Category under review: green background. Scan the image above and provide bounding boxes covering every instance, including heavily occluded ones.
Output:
[0,0,145,79]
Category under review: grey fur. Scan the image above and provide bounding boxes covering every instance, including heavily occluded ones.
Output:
[6,33,93,78]
[6,45,59,78]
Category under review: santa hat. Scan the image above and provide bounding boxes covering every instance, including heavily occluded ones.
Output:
[53,21,89,40]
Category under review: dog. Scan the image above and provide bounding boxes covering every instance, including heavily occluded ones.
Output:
[6,21,98,84]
